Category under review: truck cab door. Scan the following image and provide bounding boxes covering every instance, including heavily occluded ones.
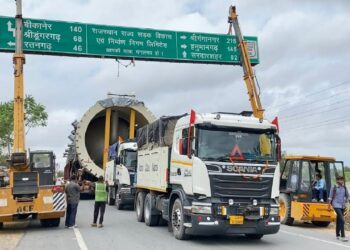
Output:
[170,127,193,195]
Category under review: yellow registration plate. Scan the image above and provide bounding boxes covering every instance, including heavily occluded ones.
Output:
[229,215,244,225]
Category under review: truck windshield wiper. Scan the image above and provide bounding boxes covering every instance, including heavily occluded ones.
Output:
[214,156,231,162]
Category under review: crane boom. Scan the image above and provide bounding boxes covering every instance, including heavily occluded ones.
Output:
[228,6,264,120]
[11,0,27,168]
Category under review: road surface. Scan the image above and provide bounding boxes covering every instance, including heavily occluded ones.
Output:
[1,200,349,250]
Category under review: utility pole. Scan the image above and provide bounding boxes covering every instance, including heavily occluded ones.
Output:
[11,0,26,167]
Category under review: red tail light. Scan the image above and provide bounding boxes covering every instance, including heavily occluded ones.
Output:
[52,185,64,193]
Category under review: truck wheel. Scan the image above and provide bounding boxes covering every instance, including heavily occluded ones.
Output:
[144,193,160,226]
[245,234,264,240]
[40,218,60,227]
[0,222,3,229]
[312,221,330,227]
[108,187,115,206]
[136,192,146,222]
[279,193,294,225]
[171,198,189,240]
[116,192,124,210]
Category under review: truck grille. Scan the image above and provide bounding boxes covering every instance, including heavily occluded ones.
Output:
[208,174,272,198]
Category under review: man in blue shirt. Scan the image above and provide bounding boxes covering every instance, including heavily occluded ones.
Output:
[312,173,326,202]
[329,176,349,242]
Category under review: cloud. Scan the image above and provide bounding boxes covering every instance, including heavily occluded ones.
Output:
[0,0,349,166]
[26,109,79,169]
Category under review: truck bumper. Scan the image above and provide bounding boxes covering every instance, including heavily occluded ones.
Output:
[0,211,65,222]
[186,214,280,236]
[119,187,136,205]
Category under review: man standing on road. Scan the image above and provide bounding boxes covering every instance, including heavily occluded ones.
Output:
[329,176,349,242]
[65,175,80,228]
[91,176,108,228]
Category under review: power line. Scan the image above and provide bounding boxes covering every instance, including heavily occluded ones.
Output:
[279,98,350,120]
[280,104,350,122]
[266,80,350,111]
[285,117,350,132]
[273,88,350,115]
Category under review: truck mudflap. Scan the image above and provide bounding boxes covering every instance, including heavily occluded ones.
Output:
[185,214,280,236]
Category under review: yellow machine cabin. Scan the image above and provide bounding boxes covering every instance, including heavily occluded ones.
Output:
[279,155,345,226]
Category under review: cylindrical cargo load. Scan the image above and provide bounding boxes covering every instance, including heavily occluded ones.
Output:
[74,97,156,177]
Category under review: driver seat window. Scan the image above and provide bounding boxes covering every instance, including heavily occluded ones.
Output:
[288,161,299,191]
[300,161,311,192]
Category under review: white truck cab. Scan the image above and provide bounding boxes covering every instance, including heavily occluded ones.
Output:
[105,141,138,209]
[135,112,281,240]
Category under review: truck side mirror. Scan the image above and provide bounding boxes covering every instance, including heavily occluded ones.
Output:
[276,135,281,161]
[115,156,120,165]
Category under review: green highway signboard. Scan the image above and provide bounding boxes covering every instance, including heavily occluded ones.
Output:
[0,16,259,65]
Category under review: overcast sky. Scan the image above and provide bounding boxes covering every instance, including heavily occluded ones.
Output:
[0,0,349,169]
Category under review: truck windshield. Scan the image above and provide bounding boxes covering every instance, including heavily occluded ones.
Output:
[124,150,137,170]
[32,153,51,168]
[196,126,277,162]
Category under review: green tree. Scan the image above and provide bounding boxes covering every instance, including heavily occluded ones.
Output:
[0,95,48,156]
[56,170,64,178]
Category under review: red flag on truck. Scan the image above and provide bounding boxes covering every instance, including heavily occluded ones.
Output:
[190,109,196,126]
[187,109,196,157]
[271,117,279,133]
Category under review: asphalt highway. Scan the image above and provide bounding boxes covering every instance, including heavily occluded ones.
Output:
[1,200,349,250]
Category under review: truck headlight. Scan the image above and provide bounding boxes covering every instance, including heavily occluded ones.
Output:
[191,204,212,214]
[270,207,279,215]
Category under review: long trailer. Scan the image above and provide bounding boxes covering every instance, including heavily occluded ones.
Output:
[135,112,281,240]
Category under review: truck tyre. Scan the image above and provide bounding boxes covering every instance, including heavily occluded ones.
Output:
[136,192,146,222]
[0,222,3,229]
[144,193,160,226]
[171,198,189,240]
[116,191,124,210]
[279,193,294,225]
[108,187,116,206]
[312,221,330,227]
[245,234,264,240]
[40,218,60,227]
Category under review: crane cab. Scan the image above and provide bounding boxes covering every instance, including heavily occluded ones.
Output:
[29,151,56,186]
[279,156,344,227]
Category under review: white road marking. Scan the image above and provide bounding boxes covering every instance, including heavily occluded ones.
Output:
[280,229,350,248]
[73,228,88,250]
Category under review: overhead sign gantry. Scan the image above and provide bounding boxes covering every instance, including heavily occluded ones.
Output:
[0,16,259,65]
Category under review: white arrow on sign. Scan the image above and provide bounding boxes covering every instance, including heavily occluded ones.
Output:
[182,51,187,58]
[7,41,15,47]
[7,21,15,37]
[180,44,187,49]
[180,35,187,40]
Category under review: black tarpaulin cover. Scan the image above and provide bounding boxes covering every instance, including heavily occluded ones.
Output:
[98,96,144,108]
[137,114,186,149]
